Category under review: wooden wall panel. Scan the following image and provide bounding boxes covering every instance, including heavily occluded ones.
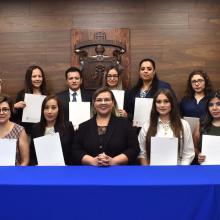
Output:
[0,0,219,100]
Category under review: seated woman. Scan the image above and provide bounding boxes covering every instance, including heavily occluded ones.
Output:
[194,91,220,164]
[138,88,195,165]
[72,87,140,166]
[0,95,29,165]
[180,70,213,120]
[124,58,175,121]
[13,65,48,135]
[30,95,74,165]
[105,65,127,117]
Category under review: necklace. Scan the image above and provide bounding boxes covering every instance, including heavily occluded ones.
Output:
[140,89,150,98]
[161,121,170,135]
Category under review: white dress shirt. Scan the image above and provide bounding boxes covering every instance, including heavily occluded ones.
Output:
[138,118,195,165]
[69,89,82,102]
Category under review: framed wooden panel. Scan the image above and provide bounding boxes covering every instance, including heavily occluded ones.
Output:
[71,28,130,90]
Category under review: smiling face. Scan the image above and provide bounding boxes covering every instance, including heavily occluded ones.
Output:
[43,99,59,126]
[66,71,82,91]
[155,93,171,117]
[94,91,114,117]
[191,74,205,94]
[208,97,220,120]
[0,101,11,124]
[106,68,119,88]
[139,61,155,82]
[31,68,43,89]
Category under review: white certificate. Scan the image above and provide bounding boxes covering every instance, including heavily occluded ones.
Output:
[0,139,16,166]
[112,90,125,110]
[22,93,46,123]
[69,102,91,128]
[183,117,199,133]
[34,133,65,166]
[133,98,153,127]
[201,135,220,165]
[150,137,178,165]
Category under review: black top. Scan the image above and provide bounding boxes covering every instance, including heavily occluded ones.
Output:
[56,89,93,122]
[12,90,34,134]
[124,80,175,121]
[30,121,75,165]
[72,115,140,165]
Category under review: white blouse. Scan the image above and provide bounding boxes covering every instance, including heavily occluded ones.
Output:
[138,118,195,165]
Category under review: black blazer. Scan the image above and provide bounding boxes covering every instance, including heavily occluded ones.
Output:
[30,121,75,165]
[124,80,175,121]
[56,89,93,121]
[12,90,41,135]
[72,115,140,165]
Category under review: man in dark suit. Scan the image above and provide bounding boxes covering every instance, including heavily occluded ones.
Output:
[56,67,92,121]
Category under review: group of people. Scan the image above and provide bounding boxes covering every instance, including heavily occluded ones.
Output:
[0,58,219,166]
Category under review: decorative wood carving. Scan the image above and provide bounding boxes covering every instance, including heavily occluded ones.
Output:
[71,29,130,90]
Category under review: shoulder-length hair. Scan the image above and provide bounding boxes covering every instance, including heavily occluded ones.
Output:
[24,65,47,95]
[105,65,123,89]
[184,70,213,99]
[92,87,118,116]
[133,58,159,94]
[145,88,183,161]
[200,90,220,134]
[38,95,65,135]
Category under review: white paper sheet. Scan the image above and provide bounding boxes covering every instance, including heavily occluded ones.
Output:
[22,93,46,123]
[34,133,65,166]
[112,90,125,110]
[69,102,91,128]
[201,135,220,165]
[0,139,16,166]
[183,117,199,134]
[150,137,178,165]
[133,98,153,127]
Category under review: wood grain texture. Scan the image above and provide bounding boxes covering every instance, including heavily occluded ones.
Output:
[0,0,219,101]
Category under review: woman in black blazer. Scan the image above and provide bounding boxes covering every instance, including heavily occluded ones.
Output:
[72,87,140,166]
[30,95,74,165]
[13,65,48,135]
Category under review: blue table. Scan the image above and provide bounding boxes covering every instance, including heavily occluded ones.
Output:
[0,166,220,220]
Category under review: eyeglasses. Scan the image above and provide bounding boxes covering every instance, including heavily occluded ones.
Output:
[0,108,10,114]
[95,98,112,103]
[191,79,205,84]
[107,75,118,79]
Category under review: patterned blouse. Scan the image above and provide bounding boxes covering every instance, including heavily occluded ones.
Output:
[3,123,24,165]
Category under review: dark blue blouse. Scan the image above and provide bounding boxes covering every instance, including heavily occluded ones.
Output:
[180,96,208,120]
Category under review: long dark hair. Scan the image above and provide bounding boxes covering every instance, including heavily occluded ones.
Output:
[145,88,183,161]
[24,65,47,94]
[133,58,159,94]
[200,90,220,134]
[184,70,213,99]
[38,95,65,135]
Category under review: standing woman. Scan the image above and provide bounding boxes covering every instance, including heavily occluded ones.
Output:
[0,95,29,165]
[105,65,127,117]
[124,58,175,121]
[13,65,48,134]
[194,91,220,164]
[180,70,213,120]
[138,89,195,165]
[30,95,74,165]
[72,87,140,166]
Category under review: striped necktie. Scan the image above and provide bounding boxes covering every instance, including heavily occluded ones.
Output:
[72,92,77,102]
